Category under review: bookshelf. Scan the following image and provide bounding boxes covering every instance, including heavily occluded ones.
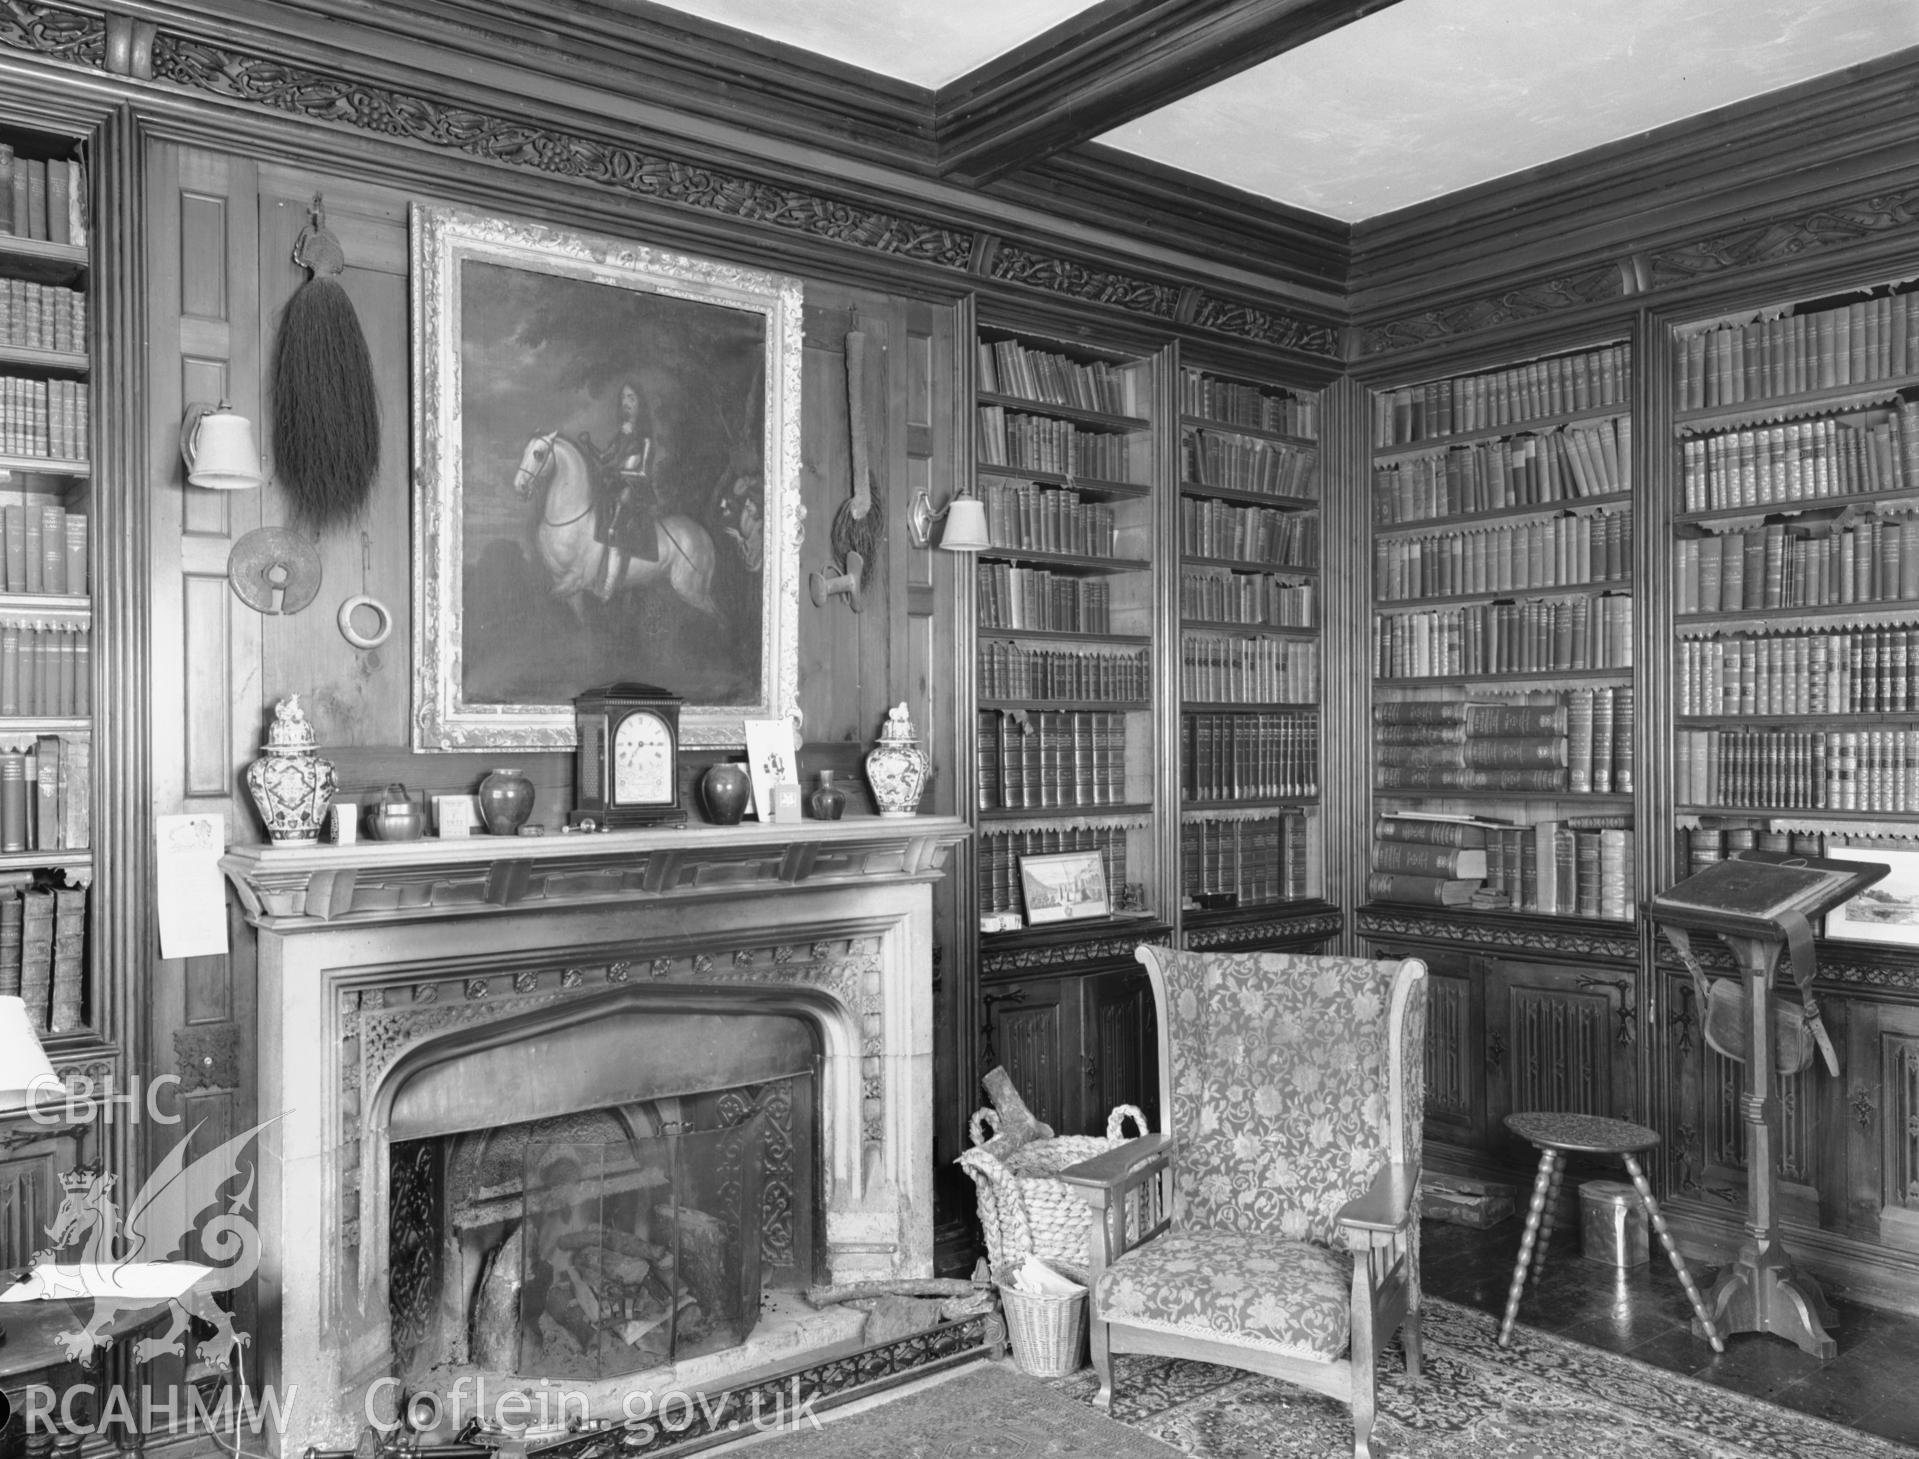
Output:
[1367,341,1638,925]
[1670,278,1919,868]
[968,321,1168,1138]
[0,125,93,1052]
[1176,362,1323,922]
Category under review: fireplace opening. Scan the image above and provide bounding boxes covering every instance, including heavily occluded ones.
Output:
[380,1002,823,1392]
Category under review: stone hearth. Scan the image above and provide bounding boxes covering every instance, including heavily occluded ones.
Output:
[221,819,965,1455]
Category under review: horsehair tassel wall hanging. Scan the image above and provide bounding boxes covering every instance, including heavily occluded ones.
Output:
[270,194,380,533]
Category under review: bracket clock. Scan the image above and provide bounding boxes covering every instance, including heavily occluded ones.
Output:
[569,683,687,828]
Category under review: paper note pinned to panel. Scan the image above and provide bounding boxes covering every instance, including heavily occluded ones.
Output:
[155,813,229,960]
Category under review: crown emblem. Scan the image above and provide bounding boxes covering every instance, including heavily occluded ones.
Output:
[60,1166,99,1192]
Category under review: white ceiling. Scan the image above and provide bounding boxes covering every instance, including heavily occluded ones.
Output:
[647,0,1919,223]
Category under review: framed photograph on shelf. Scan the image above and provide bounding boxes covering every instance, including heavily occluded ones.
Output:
[409,203,803,750]
[1822,844,1919,946]
[1019,850,1111,925]
[742,717,798,822]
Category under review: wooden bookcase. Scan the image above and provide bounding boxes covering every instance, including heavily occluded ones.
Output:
[0,126,93,1059]
[1656,276,1919,1290]
[1175,361,1324,932]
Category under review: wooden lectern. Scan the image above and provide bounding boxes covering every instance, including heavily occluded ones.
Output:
[1649,850,1888,1359]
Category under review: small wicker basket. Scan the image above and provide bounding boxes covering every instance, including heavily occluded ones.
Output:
[996,1277,1088,1378]
[959,1102,1150,1280]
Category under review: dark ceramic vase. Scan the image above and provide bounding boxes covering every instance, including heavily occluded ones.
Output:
[478,767,535,835]
[808,770,847,821]
[700,763,753,825]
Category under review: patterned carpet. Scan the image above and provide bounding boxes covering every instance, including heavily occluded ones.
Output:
[1047,1296,1918,1458]
[734,1296,1918,1458]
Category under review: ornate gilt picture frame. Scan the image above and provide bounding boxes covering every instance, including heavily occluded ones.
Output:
[410,203,803,749]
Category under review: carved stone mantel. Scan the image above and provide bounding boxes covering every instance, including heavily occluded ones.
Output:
[221,816,970,927]
[224,816,967,1454]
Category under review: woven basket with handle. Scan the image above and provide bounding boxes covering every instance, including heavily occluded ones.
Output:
[959,1102,1150,1280]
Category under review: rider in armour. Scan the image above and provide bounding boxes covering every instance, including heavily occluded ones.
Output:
[593,380,662,572]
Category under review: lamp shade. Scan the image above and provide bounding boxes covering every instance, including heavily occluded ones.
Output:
[181,401,264,490]
[0,994,58,1113]
[939,494,990,552]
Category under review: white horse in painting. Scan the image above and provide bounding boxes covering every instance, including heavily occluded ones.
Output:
[512,430,719,619]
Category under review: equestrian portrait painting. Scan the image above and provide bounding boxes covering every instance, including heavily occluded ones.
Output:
[410,204,802,749]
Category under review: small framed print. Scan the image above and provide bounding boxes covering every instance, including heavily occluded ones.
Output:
[1019,850,1111,925]
[743,717,797,821]
[1823,844,1919,946]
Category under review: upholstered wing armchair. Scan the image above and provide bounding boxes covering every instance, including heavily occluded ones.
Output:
[1059,946,1427,1459]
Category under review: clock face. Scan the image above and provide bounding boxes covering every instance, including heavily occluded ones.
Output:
[611,711,674,804]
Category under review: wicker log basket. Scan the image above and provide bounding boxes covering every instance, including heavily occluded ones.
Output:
[958,1066,1150,1281]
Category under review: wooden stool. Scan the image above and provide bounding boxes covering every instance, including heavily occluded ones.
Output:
[1497,1111,1723,1352]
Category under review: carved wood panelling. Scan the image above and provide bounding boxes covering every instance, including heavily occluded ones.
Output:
[1508,986,1609,1117]
[1358,262,1625,356]
[1188,292,1341,358]
[995,1003,1063,1134]
[1357,908,1636,963]
[0,0,102,66]
[0,1148,58,1270]
[1646,184,1919,290]
[1424,972,1473,1126]
[1890,1037,1919,1215]
[1182,910,1341,950]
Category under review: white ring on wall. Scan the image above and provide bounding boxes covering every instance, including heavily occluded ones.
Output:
[338,594,393,650]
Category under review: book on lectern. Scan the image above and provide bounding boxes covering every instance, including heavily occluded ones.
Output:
[1650,849,1888,940]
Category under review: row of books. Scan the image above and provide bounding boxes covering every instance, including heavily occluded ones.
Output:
[1182,711,1318,801]
[1676,625,1919,717]
[1180,428,1319,500]
[0,878,88,1035]
[977,482,1118,558]
[1679,404,1918,512]
[976,406,1139,482]
[1180,633,1317,704]
[1373,592,1634,678]
[0,734,87,851]
[976,710,1130,811]
[1675,516,1919,615]
[0,278,86,354]
[1179,497,1318,569]
[1376,689,1634,795]
[978,641,1150,702]
[976,565,1115,634]
[0,504,87,595]
[1682,821,1825,875]
[977,339,1138,416]
[1368,812,1633,920]
[1372,508,1631,601]
[1675,728,1919,812]
[0,150,85,245]
[1180,567,1315,628]
[1181,811,1313,906]
[1372,415,1632,523]
[0,623,88,716]
[1675,291,1919,411]
[978,825,1127,918]
[0,376,88,461]
[1373,345,1632,447]
[1180,371,1318,440]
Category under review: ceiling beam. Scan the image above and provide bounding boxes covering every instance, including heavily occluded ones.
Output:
[933,0,1406,188]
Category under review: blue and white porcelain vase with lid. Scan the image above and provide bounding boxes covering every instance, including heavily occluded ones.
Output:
[864,701,929,818]
[245,695,336,844]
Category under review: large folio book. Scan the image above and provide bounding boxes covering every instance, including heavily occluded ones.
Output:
[1649,849,1886,942]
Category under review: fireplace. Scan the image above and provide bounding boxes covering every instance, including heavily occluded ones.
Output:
[222,819,965,1455]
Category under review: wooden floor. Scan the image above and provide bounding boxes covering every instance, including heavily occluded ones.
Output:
[1421,1216,1919,1447]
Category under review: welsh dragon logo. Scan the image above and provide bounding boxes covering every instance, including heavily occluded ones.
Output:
[12,1120,274,1365]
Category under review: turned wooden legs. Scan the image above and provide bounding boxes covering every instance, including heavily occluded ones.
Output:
[1499,1146,1561,1346]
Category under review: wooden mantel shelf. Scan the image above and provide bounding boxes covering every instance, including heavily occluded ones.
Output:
[220,815,971,929]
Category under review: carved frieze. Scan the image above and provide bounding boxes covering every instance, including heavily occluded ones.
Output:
[980,931,1161,976]
[1359,263,1625,355]
[1189,293,1342,358]
[1183,910,1342,950]
[988,244,1181,319]
[0,0,102,67]
[1648,185,1919,290]
[1356,907,1636,962]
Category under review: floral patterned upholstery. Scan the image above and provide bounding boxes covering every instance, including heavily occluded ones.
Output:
[1160,949,1425,1248]
[1095,1229,1353,1359]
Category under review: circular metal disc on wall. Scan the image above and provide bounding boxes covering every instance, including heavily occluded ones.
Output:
[228,527,323,615]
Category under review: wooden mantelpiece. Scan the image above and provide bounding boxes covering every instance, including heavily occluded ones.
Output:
[221,816,971,926]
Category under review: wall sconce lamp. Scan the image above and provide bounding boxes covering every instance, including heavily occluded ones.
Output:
[180,400,264,490]
[907,489,990,552]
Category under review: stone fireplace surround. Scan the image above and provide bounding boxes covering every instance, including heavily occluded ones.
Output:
[221,819,966,1456]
